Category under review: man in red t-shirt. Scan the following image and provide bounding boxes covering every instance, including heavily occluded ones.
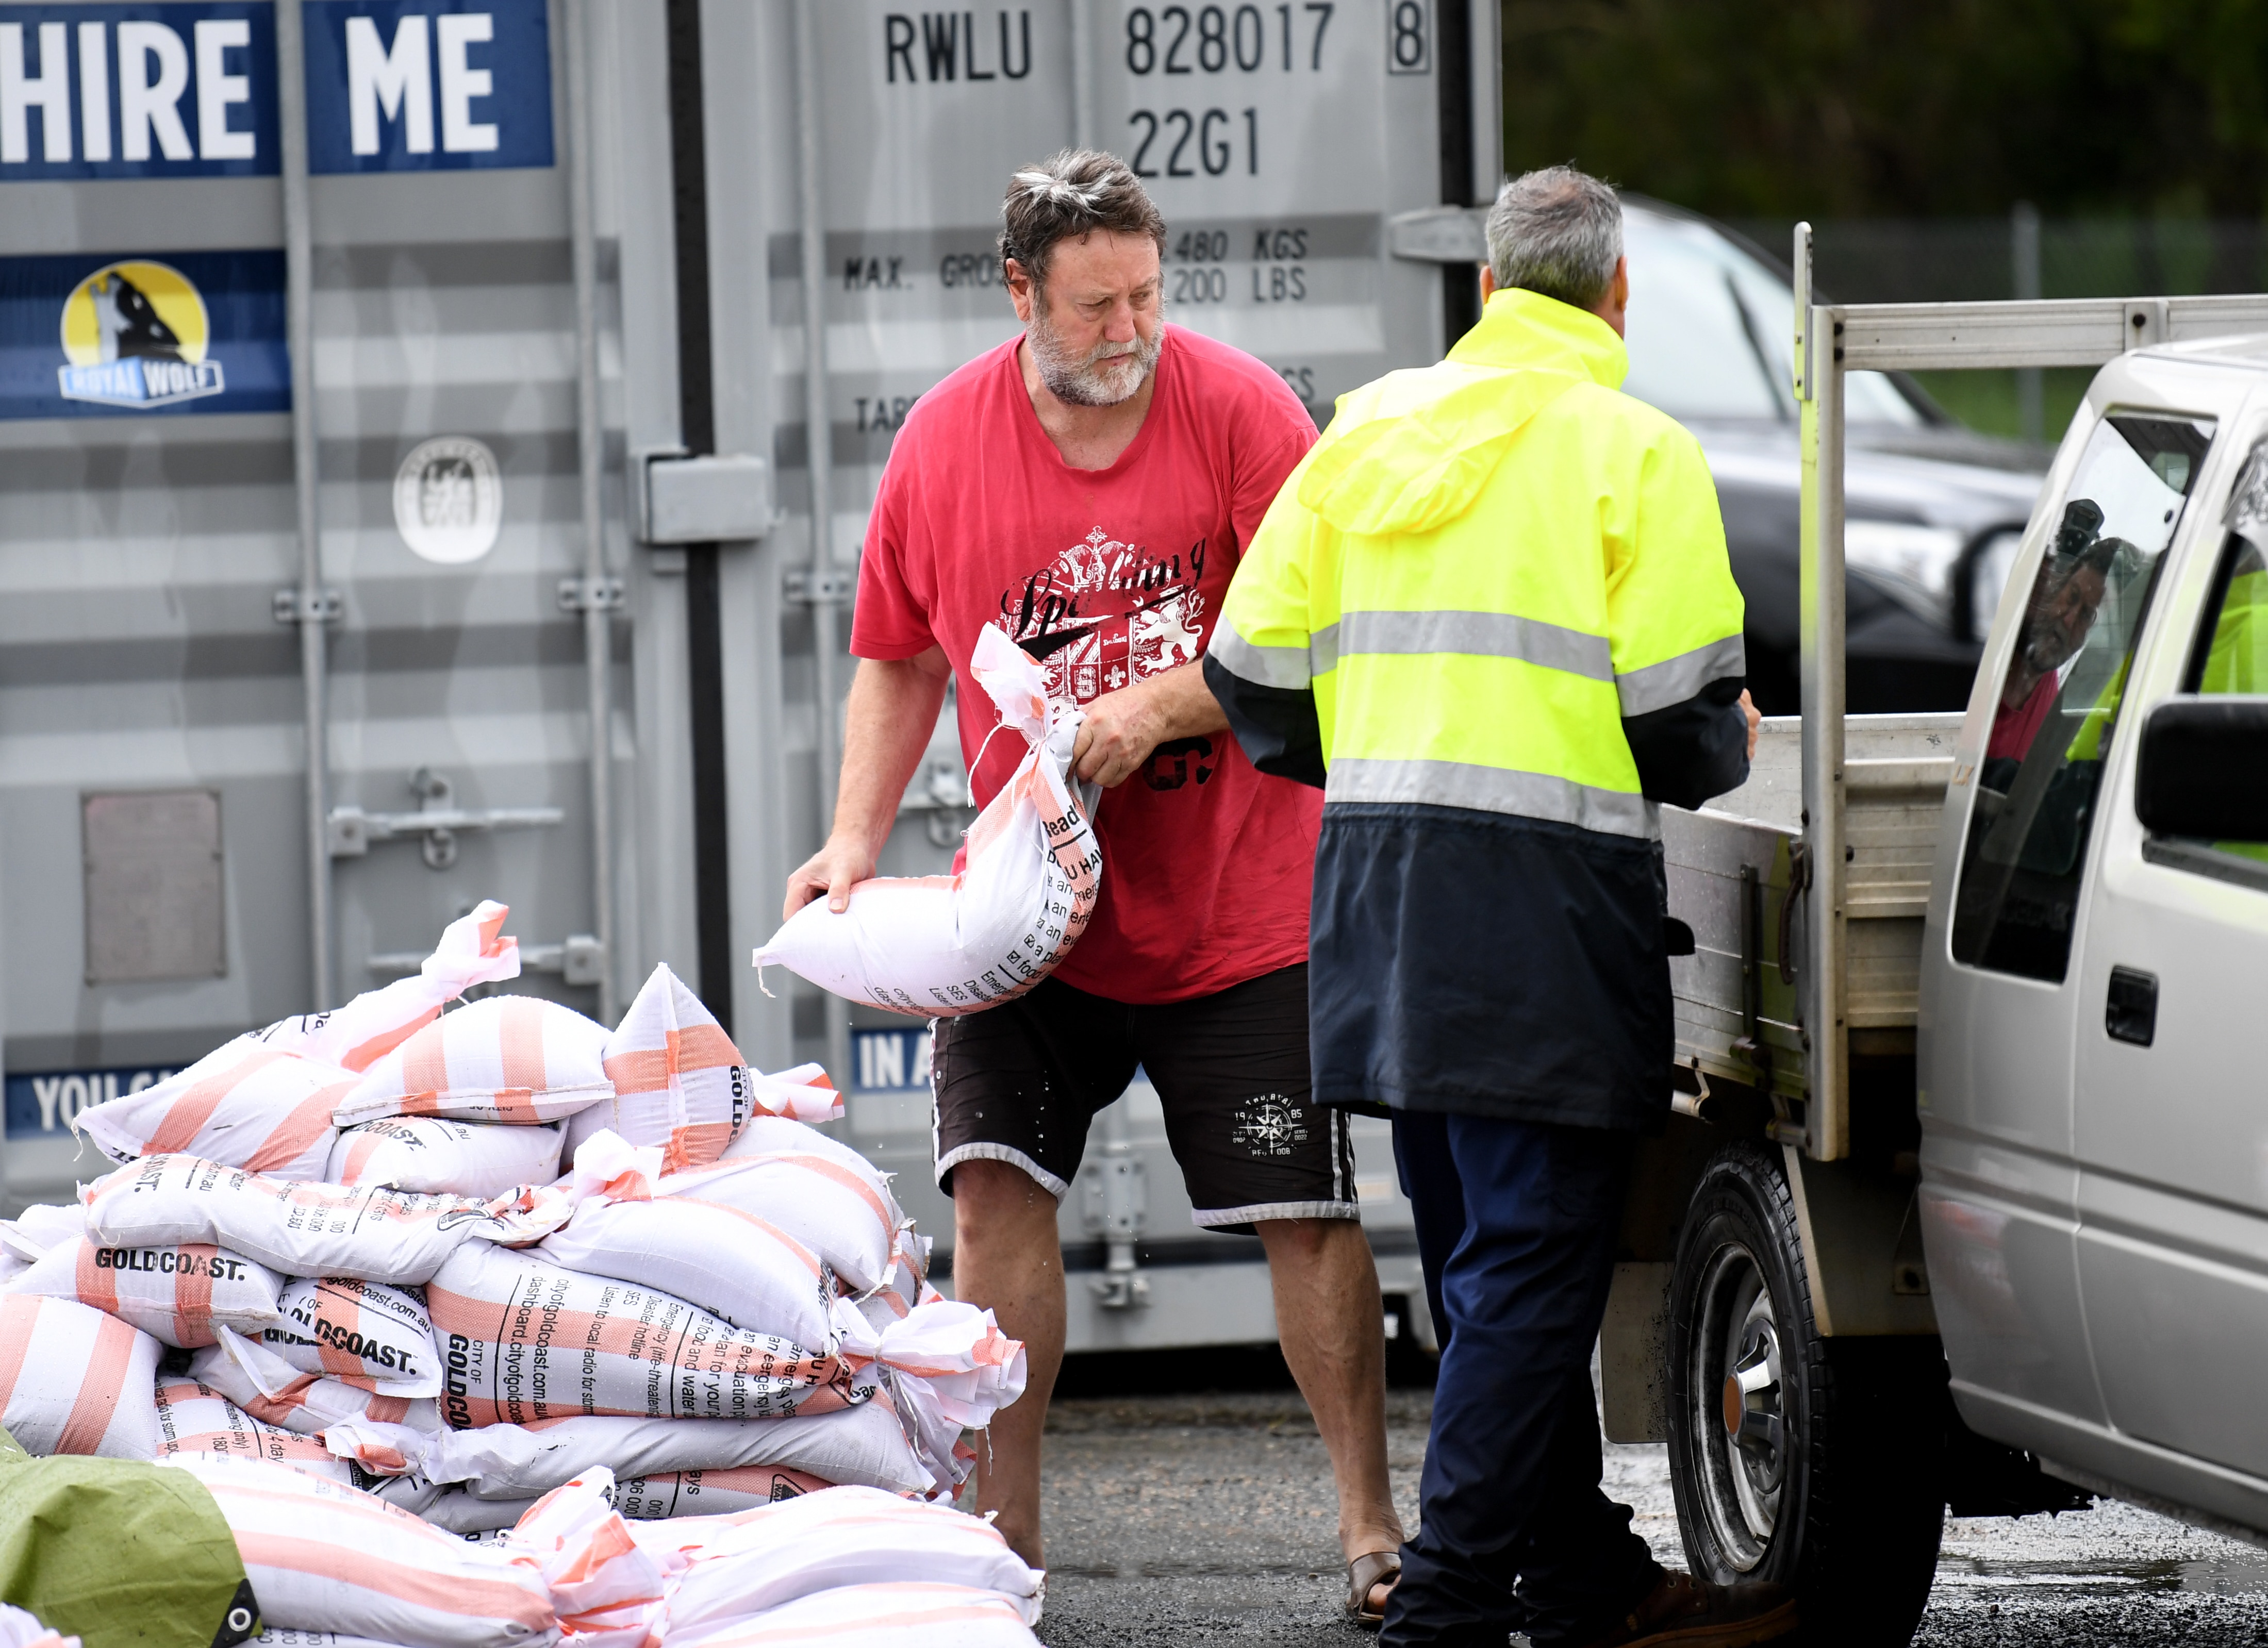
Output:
[783,150,1406,1619]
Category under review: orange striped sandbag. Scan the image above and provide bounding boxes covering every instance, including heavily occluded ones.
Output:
[652,1488,1042,1641]
[73,1047,355,1180]
[336,997,613,1129]
[564,966,747,1173]
[158,1453,557,1648]
[257,901,523,1075]
[664,1583,1040,1648]
[190,1326,439,1437]
[423,1245,863,1429]
[0,1293,163,1459]
[151,1378,355,1480]
[612,1464,836,1521]
[8,1235,283,1349]
[261,1277,439,1395]
[81,1155,527,1286]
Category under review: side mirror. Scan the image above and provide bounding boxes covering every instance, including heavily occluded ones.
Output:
[2135,696,2268,839]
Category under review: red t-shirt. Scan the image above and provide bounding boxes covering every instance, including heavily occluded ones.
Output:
[1988,673,2057,763]
[852,324,1322,1005]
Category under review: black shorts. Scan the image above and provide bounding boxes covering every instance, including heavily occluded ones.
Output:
[930,962,1358,1233]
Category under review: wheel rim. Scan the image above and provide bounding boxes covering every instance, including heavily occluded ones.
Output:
[1688,1237,1787,1571]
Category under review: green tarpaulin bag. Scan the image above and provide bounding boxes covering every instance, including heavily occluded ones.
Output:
[0,1426,257,1648]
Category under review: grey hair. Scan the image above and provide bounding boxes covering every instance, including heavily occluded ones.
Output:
[1485,165,1624,309]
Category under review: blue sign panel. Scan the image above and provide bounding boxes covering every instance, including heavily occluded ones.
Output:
[0,248,288,420]
[303,0,551,173]
[852,1027,934,1094]
[0,3,277,179]
[5,1064,182,1140]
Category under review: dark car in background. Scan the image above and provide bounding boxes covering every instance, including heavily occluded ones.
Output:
[1621,200,2044,713]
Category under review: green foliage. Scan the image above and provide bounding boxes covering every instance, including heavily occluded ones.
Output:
[1501,0,2268,219]
[1908,367,2092,441]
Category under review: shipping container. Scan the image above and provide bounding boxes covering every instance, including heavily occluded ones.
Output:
[0,0,1498,1353]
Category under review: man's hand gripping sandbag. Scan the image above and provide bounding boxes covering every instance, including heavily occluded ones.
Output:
[755,627,1102,1016]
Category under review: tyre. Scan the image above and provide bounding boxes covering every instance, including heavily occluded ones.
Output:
[1666,1141,1945,1646]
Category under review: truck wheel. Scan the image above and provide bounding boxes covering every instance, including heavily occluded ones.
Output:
[1666,1141,1944,1646]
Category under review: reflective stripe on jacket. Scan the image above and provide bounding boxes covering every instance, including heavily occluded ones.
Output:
[1206,286,1748,829]
[1207,286,1751,1126]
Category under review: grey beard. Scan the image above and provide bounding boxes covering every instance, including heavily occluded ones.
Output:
[1027,306,1163,407]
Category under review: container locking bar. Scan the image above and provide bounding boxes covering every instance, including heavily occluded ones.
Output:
[327,767,562,869]
[366,934,606,987]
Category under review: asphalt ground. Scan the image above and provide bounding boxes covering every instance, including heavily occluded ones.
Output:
[1017,1355,2268,1647]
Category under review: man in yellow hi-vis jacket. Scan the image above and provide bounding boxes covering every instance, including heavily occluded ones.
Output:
[1207,168,1781,1648]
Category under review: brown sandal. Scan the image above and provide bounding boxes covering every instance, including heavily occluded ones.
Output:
[1346,1549,1402,1630]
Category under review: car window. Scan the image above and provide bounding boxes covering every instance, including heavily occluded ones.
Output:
[1622,211,1922,427]
[1621,228,1785,420]
[1949,412,2215,980]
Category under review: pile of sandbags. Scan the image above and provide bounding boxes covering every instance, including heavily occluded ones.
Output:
[0,902,1034,1645]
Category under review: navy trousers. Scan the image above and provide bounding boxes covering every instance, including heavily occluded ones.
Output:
[1386,1111,1664,1648]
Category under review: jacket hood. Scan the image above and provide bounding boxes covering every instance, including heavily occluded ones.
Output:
[1296,288,1629,537]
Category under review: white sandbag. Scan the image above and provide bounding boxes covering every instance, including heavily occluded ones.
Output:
[613,1464,833,1519]
[159,1453,557,1648]
[336,998,613,1129]
[330,1119,567,1200]
[566,966,747,1174]
[378,1481,541,1535]
[73,1048,356,1181]
[845,1303,1027,1499]
[0,1205,87,1261]
[192,1323,442,1436]
[423,1245,862,1428]
[754,626,1101,1018]
[261,1277,441,1396]
[500,1471,662,1648]
[562,1134,908,1303]
[253,902,525,1073]
[853,1230,936,1332]
[532,1193,848,1347]
[0,1293,162,1458]
[0,1603,75,1648]
[8,1235,284,1349]
[651,1487,1043,1642]
[326,1392,936,1502]
[256,1632,418,1648]
[666,1583,1039,1648]
[152,1376,357,1480]
[82,1156,560,1286]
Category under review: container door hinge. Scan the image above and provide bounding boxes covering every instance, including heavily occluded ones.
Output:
[273,588,342,624]
[786,568,856,603]
[558,576,625,613]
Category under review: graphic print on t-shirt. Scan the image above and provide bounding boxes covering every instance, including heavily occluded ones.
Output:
[995,525,1210,705]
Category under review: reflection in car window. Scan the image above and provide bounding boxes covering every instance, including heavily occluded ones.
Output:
[1621,211,1922,427]
[2170,458,2268,864]
[1950,413,2215,980]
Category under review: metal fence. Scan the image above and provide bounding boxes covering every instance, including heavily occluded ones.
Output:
[1723,210,2268,441]
[1729,211,2268,305]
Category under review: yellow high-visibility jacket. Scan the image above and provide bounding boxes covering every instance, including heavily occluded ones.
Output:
[1205,287,1749,1126]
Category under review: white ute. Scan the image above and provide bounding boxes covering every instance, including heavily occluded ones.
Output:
[1612,228,2268,1645]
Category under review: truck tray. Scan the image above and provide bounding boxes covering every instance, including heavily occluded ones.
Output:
[1664,713,1959,1103]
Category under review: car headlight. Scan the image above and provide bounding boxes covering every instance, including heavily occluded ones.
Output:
[1966,528,2026,643]
[1843,520,1966,635]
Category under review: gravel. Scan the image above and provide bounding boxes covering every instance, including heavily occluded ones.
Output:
[1023,1386,2268,1646]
